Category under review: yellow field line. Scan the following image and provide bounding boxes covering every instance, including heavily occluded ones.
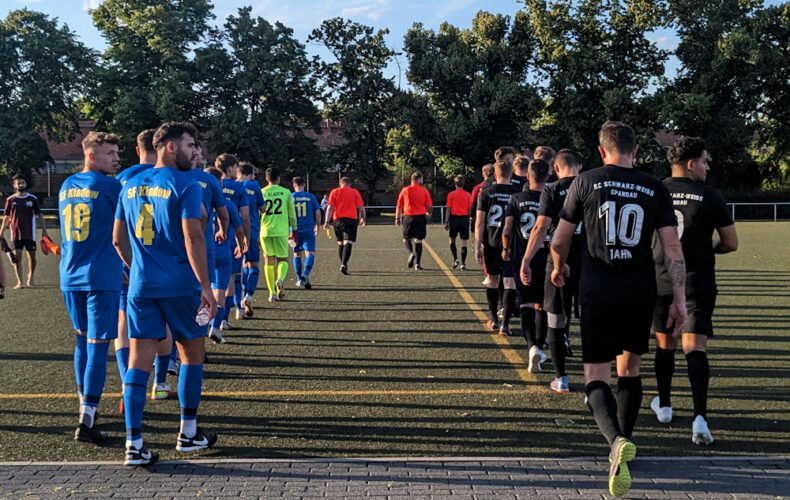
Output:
[422,241,537,384]
[0,388,524,400]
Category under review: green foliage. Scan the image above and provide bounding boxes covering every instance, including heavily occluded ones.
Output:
[0,9,94,178]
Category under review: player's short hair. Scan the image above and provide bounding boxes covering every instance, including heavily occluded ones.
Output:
[513,155,529,172]
[453,175,464,188]
[293,176,305,187]
[598,120,636,154]
[204,167,223,182]
[667,136,707,166]
[153,122,197,151]
[411,171,423,182]
[214,153,239,173]
[239,161,256,176]
[12,174,26,184]
[265,167,280,182]
[481,164,494,178]
[194,139,203,150]
[555,149,581,170]
[82,131,119,151]
[340,176,352,186]
[494,147,516,162]
[533,146,555,163]
[136,129,156,154]
[528,159,550,185]
[494,160,512,179]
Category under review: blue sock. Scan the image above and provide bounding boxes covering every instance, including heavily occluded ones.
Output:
[123,368,149,444]
[241,267,250,297]
[74,335,87,397]
[115,347,129,383]
[303,255,315,278]
[154,353,169,384]
[224,296,233,319]
[169,343,178,363]
[294,256,303,277]
[246,267,259,297]
[212,306,224,329]
[233,276,242,308]
[83,341,109,408]
[178,364,204,436]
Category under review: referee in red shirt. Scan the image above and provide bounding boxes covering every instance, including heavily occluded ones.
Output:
[444,175,472,270]
[323,176,366,275]
[395,172,433,270]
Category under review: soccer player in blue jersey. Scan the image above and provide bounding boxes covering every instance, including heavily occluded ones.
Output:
[238,162,265,316]
[113,122,218,466]
[291,177,321,289]
[59,131,123,444]
[215,154,250,326]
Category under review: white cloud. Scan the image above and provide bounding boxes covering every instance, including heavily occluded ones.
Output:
[648,34,679,50]
[245,0,390,30]
[341,0,391,21]
[83,0,101,11]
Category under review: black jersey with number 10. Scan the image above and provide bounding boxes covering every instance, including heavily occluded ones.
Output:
[477,183,519,249]
[560,165,676,304]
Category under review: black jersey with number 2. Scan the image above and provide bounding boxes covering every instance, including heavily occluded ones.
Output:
[506,189,546,262]
[539,176,585,268]
[653,177,733,296]
[560,165,676,304]
[477,183,519,249]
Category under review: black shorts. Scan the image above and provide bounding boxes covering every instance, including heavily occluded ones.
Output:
[448,215,469,240]
[483,246,504,276]
[517,268,544,305]
[543,259,580,316]
[13,239,36,251]
[653,294,716,337]
[580,299,655,363]
[402,215,427,240]
[333,218,358,242]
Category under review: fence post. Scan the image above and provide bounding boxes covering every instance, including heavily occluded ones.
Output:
[440,206,444,224]
[775,203,777,222]
[732,204,735,221]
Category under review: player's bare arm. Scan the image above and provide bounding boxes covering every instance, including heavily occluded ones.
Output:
[313,209,321,236]
[394,204,401,226]
[358,207,366,227]
[521,215,551,285]
[239,204,251,242]
[183,217,218,319]
[549,219,575,287]
[713,224,738,254]
[657,225,688,337]
[37,211,48,238]
[501,215,514,261]
[215,205,229,243]
[474,209,485,263]
[112,219,133,269]
[232,225,245,259]
[323,206,334,229]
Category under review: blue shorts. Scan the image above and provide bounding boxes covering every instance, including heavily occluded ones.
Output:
[119,285,128,312]
[295,232,316,253]
[126,295,207,342]
[63,291,120,340]
[245,229,261,263]
[212,253,231,291]
[207,248,216,283]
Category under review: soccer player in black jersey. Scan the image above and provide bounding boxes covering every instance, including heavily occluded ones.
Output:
[482,147,527,191]
[650,137,738,445]
[502,160,550,352]
[475,161,519,331]
[521,150,583,393]
[550,121,687,498]
[534,146,558,184]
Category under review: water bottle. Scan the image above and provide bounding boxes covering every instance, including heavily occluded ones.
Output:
[195,306,210,326]
[288,238,297,249]
[325,229,332,239]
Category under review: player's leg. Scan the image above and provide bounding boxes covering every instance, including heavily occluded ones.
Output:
[483,247,502,331]
[151,328,174,400]
[340,221,356,273]
[300,233,316,288]
[232,260,243,321]
[210,254,230,341]
[459,220,469,270]
[615,351,643,440]
[242,235,260,316]
[25,243,36,286]
[63,291,89,406]
[413,217,426,269]
[223,276,236,323]
[11,242,24,288]
[543,263,568,390]
[651,296,676,423]
[275,255,288,300]
[682,295,715,445]
[294,248,304,286]
[448,232,458,268]
[500,276,517,336]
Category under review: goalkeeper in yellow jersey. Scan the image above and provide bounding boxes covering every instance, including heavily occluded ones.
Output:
[260,168,296,302]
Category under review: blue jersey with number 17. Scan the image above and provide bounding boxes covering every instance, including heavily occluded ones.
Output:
[115,167,203,299]
[59,171,123,292]
[292,191,320,235]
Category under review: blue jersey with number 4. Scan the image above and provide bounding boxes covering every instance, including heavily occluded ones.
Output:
[115,167,202,298]
[292,191,320,235]
[59,171,123,292]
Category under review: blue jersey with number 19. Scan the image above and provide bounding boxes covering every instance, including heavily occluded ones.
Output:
[59,171,123,292]
[115,167,203,298]
[292,191,320,235]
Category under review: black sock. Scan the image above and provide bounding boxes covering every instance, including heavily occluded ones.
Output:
[342,243,353,266]
[616,376,643,440]
[414,242,423,265]
[535,310,547,347]
[461,247,467,265]
[655,347,675,407]
[404,239,413,255]
[686,350,709,419]
[450,242,458,260]
[497,280,504,310]
[337,244,344,263]
[501,289,516,328]
[520,307,536,347]
[547,327,566,377]
[585,380,622,446]
[485,288,499,323]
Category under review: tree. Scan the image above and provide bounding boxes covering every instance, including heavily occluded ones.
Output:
[403,11,543,171]
[0,9,94,179]
[309,17,397,200]
[195,7,323,177]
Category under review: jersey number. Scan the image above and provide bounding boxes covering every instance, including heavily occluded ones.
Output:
[488,205,503,228]
[519,212,536,239]
[295,201,307,218]
[598,202,644,247]
[135,204,155,245]
[61,203,91,242]
[264,198,282,216]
